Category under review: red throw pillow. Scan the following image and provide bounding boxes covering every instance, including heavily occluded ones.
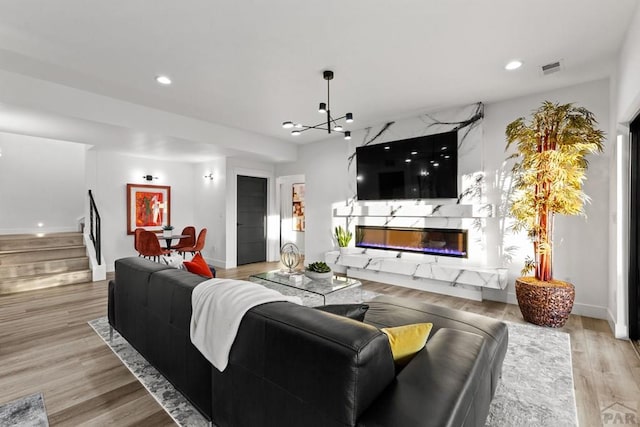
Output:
[183,253,214,278]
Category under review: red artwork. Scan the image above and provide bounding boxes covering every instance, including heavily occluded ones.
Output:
[126,184,171,234]
[135,191,164,227]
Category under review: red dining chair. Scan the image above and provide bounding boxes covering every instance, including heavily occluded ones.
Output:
[171,226,196,250]
[134,228,145,256]
[138,230,170,262]
[178,228,207,258]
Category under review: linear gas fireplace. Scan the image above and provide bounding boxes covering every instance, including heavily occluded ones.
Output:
[355,225,467,258]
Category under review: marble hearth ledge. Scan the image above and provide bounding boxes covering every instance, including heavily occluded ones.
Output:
[333,203,494,218]
[325,251,507,301]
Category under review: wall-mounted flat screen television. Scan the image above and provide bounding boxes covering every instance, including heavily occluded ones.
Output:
[356,130,458,200]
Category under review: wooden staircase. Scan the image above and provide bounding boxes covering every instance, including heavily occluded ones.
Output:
[0,232,92,295]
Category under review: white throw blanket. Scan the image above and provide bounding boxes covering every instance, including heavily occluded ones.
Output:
[190,278,301,371]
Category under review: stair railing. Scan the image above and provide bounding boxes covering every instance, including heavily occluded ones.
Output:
[88,190,102,265]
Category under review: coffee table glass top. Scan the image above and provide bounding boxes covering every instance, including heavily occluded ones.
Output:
[249,270,361,297]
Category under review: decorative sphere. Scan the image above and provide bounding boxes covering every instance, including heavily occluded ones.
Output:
[280,243,301,273]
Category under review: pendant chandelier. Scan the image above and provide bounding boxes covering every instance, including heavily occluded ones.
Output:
[282,70,353,140]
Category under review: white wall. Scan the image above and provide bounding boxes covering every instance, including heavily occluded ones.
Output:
[0,132,86,234]
[88,150,197,271]
[193,158,227,267]
[617,4,640,123]
[279,139,351,263]
[287,78,612,319]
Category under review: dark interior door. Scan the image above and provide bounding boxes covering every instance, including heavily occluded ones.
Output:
[630,116,640,340]
[237,175,267,265]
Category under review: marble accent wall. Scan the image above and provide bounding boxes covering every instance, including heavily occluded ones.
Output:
[333,102,497,269]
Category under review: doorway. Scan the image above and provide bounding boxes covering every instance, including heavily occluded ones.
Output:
[629,115,640,340]
[236,175,268,265]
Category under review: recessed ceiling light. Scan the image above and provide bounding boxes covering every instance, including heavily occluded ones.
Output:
[156,75,172,85]
[505,60,523,71]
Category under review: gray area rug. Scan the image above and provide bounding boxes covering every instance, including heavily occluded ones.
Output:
[89,306,577,426]
[0,392,49,427]
[486,322,577,426]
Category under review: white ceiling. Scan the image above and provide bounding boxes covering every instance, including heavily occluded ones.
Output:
[0,0,636,160]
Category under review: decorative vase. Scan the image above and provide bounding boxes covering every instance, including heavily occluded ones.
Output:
[163,230,172,238]
[515,277,575,328]
[304,270,333,281]
[339,247,349,255]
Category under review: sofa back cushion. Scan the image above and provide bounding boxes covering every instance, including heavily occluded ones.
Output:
[111,257,213,418]
[212,301,396,427]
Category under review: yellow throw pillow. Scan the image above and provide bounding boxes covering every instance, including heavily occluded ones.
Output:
[381,323,433,366]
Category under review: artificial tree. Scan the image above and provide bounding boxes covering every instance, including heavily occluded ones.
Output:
[505,101,604,326]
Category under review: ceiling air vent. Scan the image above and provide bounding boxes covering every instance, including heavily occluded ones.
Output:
[541,61,562,76]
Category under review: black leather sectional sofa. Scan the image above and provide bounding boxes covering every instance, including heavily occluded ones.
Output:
[108,257,508,427]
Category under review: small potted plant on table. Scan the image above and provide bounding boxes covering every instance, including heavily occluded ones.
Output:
[505,101,604,327]
[305,261,333,281]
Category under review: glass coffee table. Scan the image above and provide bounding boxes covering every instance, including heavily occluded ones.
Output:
[249,270,362,307]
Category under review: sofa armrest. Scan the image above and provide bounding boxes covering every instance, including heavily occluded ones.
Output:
[357,328,491,427]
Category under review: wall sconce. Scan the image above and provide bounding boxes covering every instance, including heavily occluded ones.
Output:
[203,173,214,181]
[143,175,159,181]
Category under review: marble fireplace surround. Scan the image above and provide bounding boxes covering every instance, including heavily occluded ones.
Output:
[326,201,508,301]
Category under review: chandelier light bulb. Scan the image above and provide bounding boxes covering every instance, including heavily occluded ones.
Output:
[294,123,303,129]
[318,103,327,113]
[334,125,343,132]
[282,121,293,129]
[345,113,353,123]
[344,131,351,140]
[291,130,301,136]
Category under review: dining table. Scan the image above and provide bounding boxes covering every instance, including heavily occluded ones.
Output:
[157,234,189,250]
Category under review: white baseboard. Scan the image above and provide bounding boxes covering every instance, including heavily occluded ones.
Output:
[206,257,227,269]
[607,308,629,339]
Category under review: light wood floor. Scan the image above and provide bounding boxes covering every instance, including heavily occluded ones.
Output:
[1,261,638,426]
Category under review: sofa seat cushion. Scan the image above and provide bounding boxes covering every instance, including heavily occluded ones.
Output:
[358,328,491,427]
[364,295,508,395]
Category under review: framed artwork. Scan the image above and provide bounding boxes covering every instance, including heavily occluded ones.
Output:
[292,183,305,232]
[126,183,171,235]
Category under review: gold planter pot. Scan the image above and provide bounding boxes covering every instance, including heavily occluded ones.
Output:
[515,277,575,328]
